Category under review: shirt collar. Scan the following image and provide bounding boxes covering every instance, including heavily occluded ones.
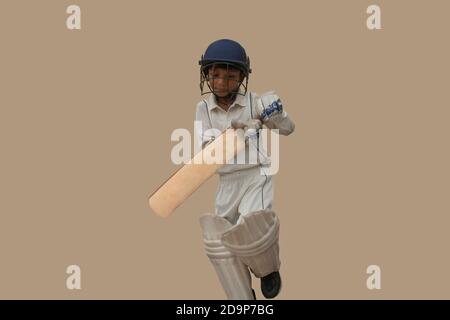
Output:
[207,89,248,111]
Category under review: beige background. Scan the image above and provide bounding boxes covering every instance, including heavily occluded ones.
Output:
[0,0,449,299]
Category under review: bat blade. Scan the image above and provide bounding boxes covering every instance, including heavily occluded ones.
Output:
[149,128,245,217]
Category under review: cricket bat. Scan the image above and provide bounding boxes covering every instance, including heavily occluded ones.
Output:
[149,128,246,217]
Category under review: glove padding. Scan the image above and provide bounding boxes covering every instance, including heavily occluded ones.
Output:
[256,91,284,122]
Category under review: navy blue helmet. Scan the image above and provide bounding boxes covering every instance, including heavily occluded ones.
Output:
[199,39,251,98]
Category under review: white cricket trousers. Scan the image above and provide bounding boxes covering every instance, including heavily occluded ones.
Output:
[215,165,274,226]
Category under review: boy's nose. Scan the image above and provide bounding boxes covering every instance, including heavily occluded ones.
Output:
[216,78,227,86]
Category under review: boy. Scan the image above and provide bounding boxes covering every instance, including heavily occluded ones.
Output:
[196,39,295,300]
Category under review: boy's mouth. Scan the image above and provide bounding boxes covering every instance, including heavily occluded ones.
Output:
[214,89,227,93]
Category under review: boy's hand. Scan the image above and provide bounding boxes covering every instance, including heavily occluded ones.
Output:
[256,91,284,122]
[231,119,262,141]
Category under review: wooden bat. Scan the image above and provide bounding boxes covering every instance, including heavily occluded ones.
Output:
[148,128,246,217]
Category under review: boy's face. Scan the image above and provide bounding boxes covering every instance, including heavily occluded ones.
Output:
[207,65,243,97]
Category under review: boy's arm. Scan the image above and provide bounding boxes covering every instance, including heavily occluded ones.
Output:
[256,91,295,136]
[195,102,216,149]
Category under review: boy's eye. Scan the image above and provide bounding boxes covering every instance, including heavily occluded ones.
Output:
[210,74,238,80]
